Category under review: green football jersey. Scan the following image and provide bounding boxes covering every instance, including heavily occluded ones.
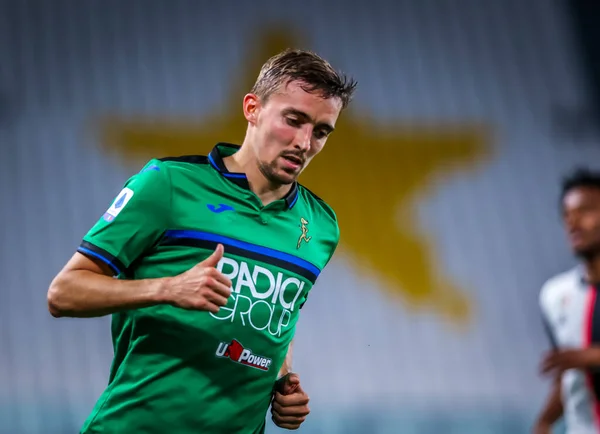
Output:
[77,143,340,434]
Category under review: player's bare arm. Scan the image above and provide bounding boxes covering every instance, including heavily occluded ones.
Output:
[533,375,563,434]
[48,244,231,318]
[278,341,294,378]
[271,341,311,430]
[541,347,600,373]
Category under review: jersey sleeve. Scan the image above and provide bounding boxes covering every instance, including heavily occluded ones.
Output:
[320,200,341,269]
[77,159,171,276]
[299,206,340,310]
[327,221,341,266]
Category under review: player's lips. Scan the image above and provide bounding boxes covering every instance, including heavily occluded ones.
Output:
[280,155,304,170]
[569,230,585,244]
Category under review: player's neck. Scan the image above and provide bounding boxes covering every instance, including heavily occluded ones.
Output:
[583,254,600,284]
[224,148,291,206]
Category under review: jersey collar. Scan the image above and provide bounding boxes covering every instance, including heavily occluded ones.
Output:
[575,265,600,289]
[208,143,299,209]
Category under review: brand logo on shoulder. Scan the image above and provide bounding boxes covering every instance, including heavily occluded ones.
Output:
[215,339,272,371]
[103,188,134,222]
[207,203,235,213]
[297,217,312,249]
[141,164,160,173]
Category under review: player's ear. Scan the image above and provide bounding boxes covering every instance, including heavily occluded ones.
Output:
[243,93,260,125]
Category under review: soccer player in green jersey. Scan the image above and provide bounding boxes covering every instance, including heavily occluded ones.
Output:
[47,48,357,433]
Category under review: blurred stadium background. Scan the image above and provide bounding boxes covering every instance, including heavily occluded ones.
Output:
[2,0,600,432]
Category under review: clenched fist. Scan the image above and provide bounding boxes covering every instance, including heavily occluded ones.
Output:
[271,373,310,430]
[164,244,232,312]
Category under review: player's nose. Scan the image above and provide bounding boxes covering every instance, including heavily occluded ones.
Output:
[294,126,312,152]
[564,213,579,232]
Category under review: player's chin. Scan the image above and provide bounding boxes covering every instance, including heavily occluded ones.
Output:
[573,243,596,258]
[275,168,300,184]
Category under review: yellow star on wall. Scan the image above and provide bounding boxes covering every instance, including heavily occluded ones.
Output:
[98,28,492,326]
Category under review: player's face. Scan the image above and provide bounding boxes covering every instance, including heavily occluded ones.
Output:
[246,80,342,185]
[563,187,600,257]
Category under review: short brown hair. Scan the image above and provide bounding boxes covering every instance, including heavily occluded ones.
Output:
[250,48,357,109]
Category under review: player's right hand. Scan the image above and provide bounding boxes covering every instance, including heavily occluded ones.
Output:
[164,244,232,312]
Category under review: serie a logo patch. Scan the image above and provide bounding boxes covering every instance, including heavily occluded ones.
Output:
[103,188,134,222]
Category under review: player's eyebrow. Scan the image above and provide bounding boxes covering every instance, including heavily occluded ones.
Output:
[282,108,335,134]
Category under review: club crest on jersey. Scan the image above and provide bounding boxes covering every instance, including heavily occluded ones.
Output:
[297,217,312,249]
[215,339,272,371]
[103,187,134,222]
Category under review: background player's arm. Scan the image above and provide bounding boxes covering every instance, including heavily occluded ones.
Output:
[535,284,563,432]
[534,375,563,432]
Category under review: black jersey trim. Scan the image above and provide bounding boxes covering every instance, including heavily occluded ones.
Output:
[159,155,209,164]
[208,143,299,209]
[77,241,124,276]
[160,229,320,284]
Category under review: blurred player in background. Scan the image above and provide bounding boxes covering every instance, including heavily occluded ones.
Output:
[47,49,357,433]
[536,169,600,434]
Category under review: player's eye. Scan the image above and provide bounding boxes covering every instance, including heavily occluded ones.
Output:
[313,129,328,139]
[286,117,301,127]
